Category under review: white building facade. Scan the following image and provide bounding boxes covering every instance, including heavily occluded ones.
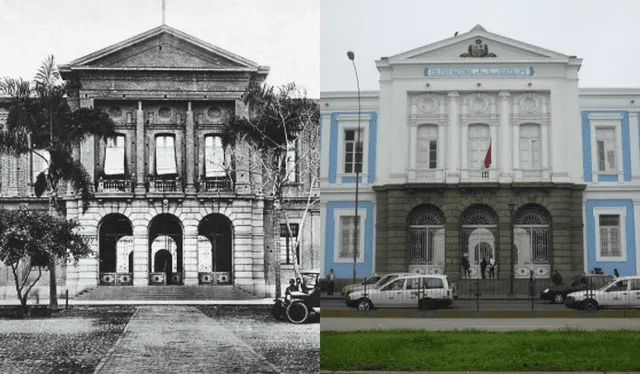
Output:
[321,25,640,281]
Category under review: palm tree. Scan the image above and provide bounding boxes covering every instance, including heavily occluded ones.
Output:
[0,55,116,308]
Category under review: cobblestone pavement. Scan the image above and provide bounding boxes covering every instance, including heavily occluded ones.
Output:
[96,305,319,373]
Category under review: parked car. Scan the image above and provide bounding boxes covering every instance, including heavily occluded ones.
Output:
[272,270,321,324]
[565,276,640,311]
[540,274,613,304]
[342,273,413,299]
[345,274,456,310]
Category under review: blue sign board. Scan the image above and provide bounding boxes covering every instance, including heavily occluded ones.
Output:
[424,65,535,78]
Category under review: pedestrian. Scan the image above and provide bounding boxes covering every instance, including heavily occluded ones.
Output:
[552,269,563,286]
[295,277,303,292]
[613,268,620,278]
[285,278,296,298]
[488,255,496,279]
[327,268,336,296]
[480,257,487,279]
[460,254,471,279]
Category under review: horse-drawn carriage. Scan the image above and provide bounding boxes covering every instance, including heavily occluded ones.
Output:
[271,269,321,324]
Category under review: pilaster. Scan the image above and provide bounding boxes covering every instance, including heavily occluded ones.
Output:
[183,224,199,285]
[185,101,196,194]
[447,92,460,180]
[498,92,512,182]
[135,101,145,196]
[132,224,148,286]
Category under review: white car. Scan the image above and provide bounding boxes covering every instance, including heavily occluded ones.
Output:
[564,276,640,311]
[342,272,414,299]
[346,274,456,310]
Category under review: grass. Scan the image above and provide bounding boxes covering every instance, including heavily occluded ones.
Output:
[321,329,640,372]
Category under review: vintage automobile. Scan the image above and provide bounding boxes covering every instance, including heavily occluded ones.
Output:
[272,269,321,324]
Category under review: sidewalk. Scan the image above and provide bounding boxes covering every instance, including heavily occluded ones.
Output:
[0,298,274,306]
[320,372,631,374]
[94,305,281,373]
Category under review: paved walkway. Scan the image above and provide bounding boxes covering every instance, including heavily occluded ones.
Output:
[0,298,273,306]
[95,305,282,373]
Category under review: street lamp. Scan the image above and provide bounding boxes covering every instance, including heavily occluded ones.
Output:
[508,203,515,296]
[347,51,361,285]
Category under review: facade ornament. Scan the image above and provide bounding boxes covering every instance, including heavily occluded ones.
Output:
[460,39,497,58]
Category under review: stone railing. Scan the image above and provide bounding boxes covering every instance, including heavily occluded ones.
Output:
[147,176,182,193]
[96,177,133,193]
[406,168,446,183]
[198,177,233,193]
[460,168,498,182]
[513,168,551,182]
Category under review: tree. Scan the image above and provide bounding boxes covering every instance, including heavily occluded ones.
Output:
[223,81,319,297]
[0,208,92,316]
[0,55,117,308]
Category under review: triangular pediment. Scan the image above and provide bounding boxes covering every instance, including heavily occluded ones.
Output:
[60,25,266,71]
[389,25,570,62]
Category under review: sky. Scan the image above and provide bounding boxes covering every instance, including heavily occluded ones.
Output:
[321,0,640,92]
[0,0,320,97]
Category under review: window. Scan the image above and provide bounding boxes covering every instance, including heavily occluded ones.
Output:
[595,128,617,172]
[599,215,621,257]
[630,279,640,291]
[424,278,444,289]
[406,278,420,290]
[417,125,438,170]
[382,279,405,291]
[204,135,225,178]
[31,149,50,184]
[607,279,628,292]
[284,140,297,183]
[104,135,126,176]
[520,124,541,169]
[280,223,300,265]
[155,135,177,176]
[338,216,360,260]
[343,129,363,174]
[468,124,490,169]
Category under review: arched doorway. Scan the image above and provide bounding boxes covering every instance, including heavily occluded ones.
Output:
[98,214,133,285]
[460,204,499,279]
[406,204,445,274]
[197,214,233,285]
[514,204,552,278]
[148,214,183,285]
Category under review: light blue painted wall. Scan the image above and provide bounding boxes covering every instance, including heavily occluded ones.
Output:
[581,110,631,182]
[324,201,375,279]
[328,112,377,184]
[584,199,636,276]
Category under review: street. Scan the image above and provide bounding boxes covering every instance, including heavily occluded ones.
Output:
[321,299,564,311]
[320,317,640,331]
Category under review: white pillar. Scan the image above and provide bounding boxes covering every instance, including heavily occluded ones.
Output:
[629,112,640,181]
[541,122,550,169]
[183,225,199,286]
[437,123,446,170]
[461,124,469,170]
[490,123,498,179]
[513,123,520,173]
[447,92,459,180]
[498,92,511,182]
[407,120,417,176]
[635,200,640,275]
[133,223,148,287]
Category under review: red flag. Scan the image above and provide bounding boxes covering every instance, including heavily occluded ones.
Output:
[483,139,492,168]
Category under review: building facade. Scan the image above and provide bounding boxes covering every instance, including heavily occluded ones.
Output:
[0,25,320,299]
[321,25,640,281]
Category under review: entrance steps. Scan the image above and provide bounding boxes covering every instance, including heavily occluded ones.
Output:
[74,285,260,301]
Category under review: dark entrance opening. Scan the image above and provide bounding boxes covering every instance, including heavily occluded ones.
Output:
[148,214,183,285]
[98,214,133,285]
[198,214,233,284]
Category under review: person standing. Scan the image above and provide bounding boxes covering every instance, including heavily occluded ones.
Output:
[460,254,471,279]
[328,268,336,296]
[488,256,496,279]
[552,270,563,286]
[480,257,488,279]
[613,268,620,278]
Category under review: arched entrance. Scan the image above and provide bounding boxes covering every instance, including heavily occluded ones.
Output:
[98,214,133,285]
[197,214,233,285]
[514,204,552,278]
[460,204,499,279]
[406,204,445,274]
[148,214,183,285]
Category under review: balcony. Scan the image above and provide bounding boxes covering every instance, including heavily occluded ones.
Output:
[198,177,233,193]
[513,168,551,182]
[147,176,182,193]
[460,168,498,183]
[406,168,446,184]
[96,177,133,193]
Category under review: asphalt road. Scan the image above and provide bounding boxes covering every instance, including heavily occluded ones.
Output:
[320,317,640,331]
[321,299,565,311]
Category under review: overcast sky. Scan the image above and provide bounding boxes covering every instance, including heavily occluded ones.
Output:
[321,0,640,92]
[0,0,319,97]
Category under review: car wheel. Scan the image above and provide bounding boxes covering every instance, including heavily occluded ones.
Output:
[286,301,309,324]
[357,298,373,311]
[553,293,564,304]
[271,302,286,321]
[584,299,599,311]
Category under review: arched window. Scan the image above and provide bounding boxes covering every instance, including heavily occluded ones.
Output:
[407,205,445,265]
[514,204,551,265]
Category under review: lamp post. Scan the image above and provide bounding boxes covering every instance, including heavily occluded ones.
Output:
[509,203,515,296]
[347,51,361,285]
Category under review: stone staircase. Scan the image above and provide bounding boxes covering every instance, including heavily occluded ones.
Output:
[74,285,261,301]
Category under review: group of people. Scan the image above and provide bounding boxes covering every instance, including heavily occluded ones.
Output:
[589,267,620,277]
[460,253,496,279]
[284,277,314,297]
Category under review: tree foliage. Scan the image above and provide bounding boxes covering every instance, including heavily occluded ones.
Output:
[0,208,92,315]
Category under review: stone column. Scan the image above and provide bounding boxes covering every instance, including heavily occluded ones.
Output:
[235,100,251,195]
[490,122,499,179]
[461,124,469,170]
[437,123,445,171]
[135,101,145,196]
[132,220,148,287]
[185,101,196,194]
[498,92,511,182]
[251,198,267,296]
[183,223,199,285]
[407,119,417,178]
[446,92,459,180]
[512,123,520,172]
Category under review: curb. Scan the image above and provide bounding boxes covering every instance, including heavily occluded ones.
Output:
[319,372,629,374]
[319,309,640,318]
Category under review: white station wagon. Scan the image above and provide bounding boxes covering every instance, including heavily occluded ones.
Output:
[564,276,640,311]
[346,274,456,310]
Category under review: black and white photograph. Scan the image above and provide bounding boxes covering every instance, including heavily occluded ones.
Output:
[0,0,319,373]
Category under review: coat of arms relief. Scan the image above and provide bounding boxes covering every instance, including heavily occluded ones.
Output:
[460,38,497,58]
